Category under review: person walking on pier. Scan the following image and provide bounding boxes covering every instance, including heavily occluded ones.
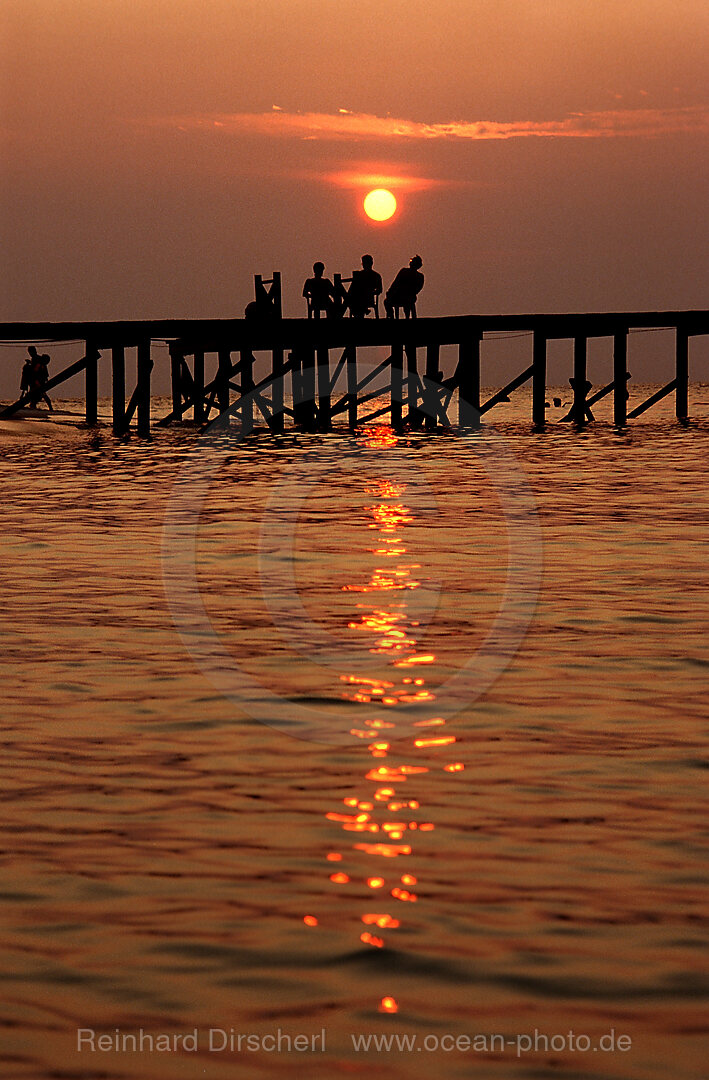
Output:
[22,347,53,410]
[20,351,34,398]
[384,255,424,319]
[303,262,338,318]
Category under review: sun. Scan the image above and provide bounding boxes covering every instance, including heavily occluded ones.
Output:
[363,188,397,222]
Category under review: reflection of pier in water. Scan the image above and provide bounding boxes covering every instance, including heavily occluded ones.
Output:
[1,274,707,434]
[304,426,465,1014]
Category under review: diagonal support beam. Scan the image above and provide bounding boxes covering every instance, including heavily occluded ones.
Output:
[479,364,534,415]
[628,378,677,419]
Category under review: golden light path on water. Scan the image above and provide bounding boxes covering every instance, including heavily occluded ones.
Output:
[302,425,465,1013]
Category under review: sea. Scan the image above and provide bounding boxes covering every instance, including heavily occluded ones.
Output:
[1,384,708,1080]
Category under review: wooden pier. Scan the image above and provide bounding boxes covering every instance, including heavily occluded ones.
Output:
[1,289,707,436]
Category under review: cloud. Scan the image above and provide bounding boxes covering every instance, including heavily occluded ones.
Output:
[157,105,709,142]
[322,167,453,192]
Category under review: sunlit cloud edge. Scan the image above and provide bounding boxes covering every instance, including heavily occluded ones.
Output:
[157,105,709,142]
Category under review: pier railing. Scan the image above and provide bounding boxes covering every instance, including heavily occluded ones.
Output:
[1,309,707,436]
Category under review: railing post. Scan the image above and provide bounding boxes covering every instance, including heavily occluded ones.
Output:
[137,340,152,438]
[532,331,547,426]
[613,329,628,426]
[271,271,282,318]
[458,335,481,428]
[112,345,125,435]
[85,341,98,426]
[676,327,689,420]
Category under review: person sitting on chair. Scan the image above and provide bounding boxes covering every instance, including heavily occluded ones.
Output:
[303,262,337,318]
[384,255,424,319]
[347,254,383,318]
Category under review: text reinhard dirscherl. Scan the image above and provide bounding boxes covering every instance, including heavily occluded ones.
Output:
[77,1029,326,1053]
[76,1028,633,1057]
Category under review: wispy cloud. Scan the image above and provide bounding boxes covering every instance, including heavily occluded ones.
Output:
[321,167,452,192]
[161,105,709,142]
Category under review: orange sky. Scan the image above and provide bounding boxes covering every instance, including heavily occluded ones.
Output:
[1,0,708,332]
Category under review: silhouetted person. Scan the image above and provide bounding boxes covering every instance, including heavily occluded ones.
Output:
[303,262,337,318]
[561,378,594,422]
[384,255,424,319]
[347,254,383,318]
[23,346,53,410]
[20,351,34,397]
[244,295,272,320]
[36,352,53,410]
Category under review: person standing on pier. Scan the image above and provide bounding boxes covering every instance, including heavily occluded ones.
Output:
[303,262,338,318]
[384,255,424,319]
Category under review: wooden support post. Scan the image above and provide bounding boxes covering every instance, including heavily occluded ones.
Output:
[193,350,205,424]
[271,347,285,433]
[111,345,125,435]
[406,344,421,428]
[302,348,317,430]
[137,340,152,438]
[317,347,331,430]
[572,335,588,423]
[391,343,404,430]
[217,350,231,415]
[676,327,689,419]
[458,336,481,427]
[532,331,547,426]
[613,329,628,426]
[170,342,183,421]
[241,349,255,434]
[346,345,358,429]
[85,341,98,426]
[424,344,440,430]
[290,351,302,427]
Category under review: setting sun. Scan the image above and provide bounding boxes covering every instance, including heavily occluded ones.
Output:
[363,188,397,222]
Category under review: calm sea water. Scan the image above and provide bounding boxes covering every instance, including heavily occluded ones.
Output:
[1,389,708,1080]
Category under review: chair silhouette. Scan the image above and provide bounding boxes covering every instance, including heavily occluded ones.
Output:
[387,298,416,319]
[306,295,333,319]
[246,272,282,319]
[335,272,380,318]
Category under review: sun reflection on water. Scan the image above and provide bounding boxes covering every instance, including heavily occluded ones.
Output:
[304,425,465,1014]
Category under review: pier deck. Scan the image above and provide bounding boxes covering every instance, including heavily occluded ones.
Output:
[1,308,707,436]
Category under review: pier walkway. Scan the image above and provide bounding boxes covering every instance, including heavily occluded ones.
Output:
[1,300,707,437]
